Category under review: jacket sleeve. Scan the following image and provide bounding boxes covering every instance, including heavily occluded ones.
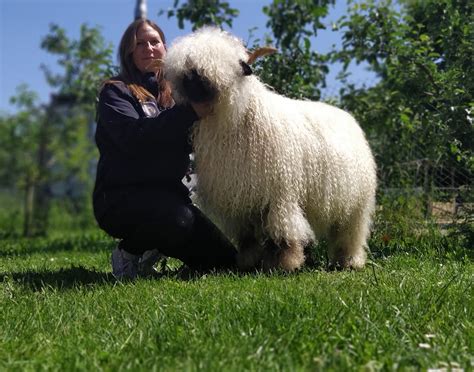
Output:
[97,82,198,155]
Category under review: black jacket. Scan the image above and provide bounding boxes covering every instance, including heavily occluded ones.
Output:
[93,74,198,221]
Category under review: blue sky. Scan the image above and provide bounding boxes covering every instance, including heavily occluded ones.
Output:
[0,0,372,114]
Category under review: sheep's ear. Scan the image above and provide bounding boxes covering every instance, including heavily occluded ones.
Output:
[240,60,253,76]
[247,46,277,65]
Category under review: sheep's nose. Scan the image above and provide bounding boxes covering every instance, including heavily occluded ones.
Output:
[182,70,217,103]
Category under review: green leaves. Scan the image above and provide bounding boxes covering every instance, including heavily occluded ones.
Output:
[0,85,43,187]
[255,0,336,100]
[160,0,239,31]
[40,23,116,104]
[334,0,473,189]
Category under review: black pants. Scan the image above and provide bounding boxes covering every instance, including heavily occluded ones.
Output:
[97,187,237,270]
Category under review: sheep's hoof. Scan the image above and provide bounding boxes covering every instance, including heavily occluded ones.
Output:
[279,247,305,272]
[328,255,366,271]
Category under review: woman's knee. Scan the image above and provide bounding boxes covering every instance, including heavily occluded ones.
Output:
[153,204,196,247]
[172,204,195,235]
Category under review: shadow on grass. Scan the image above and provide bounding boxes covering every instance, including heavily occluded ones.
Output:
[0,266,116,291]
[0,232,116,258]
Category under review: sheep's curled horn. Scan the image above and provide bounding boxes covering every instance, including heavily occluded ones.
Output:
[240,46,278,76]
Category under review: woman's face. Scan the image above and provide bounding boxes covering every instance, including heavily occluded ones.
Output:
[132,23,166,73]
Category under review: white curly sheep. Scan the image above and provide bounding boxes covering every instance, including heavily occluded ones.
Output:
[164,27,377,271]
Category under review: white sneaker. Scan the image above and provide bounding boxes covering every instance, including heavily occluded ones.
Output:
[111,247,163,280]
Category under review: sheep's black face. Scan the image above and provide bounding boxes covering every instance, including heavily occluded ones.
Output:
[181,69,217,103]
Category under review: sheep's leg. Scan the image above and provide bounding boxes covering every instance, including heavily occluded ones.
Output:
[327,212,370,269]
[262,202,313,271]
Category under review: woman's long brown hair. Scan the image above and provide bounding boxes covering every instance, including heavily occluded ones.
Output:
[104,19,173,108]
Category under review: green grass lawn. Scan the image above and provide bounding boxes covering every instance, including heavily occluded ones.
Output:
[0,231,472,371]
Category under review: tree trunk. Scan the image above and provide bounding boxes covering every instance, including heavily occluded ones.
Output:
[31,103,54,236]
[22,179,35,237]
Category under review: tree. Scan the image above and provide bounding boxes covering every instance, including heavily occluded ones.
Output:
[31,23,116,234]
[256,0,335,100]
[40,23,116,103]
[334,0,473,194]
[0,24,115,236]
[0,86,45,236]
[161,0,239,30]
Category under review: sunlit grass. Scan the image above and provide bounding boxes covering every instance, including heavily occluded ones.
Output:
[0,232,472,371]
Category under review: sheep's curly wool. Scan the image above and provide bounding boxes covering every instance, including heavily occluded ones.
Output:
[164,27,377,271]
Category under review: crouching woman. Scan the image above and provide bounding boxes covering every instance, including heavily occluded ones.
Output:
[93,19,237,279]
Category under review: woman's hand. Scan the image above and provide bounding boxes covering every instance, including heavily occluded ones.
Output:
[191,101,214,119]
